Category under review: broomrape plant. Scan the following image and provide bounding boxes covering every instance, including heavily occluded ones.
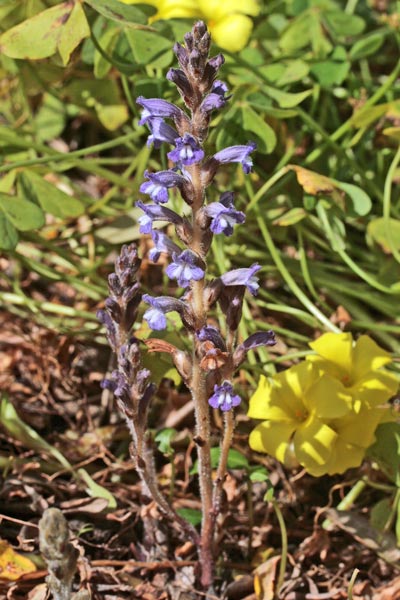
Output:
[98,22,276,590]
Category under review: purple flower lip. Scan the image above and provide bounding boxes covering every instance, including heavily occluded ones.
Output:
[137,97,184,126]
[136,201,183,235]
[166,249,205,288]
[233,330,276,367]
[140,170,188,204]
[145,117,178,148]
[221,263,261,295]
[208,381,241,411]
[149,230,181,263]
[200,80,230,113]
[204,191,245,236]
[142,294,187,331]
[197,325,226,350]
[213,142,257,174]
[167,133,205,166]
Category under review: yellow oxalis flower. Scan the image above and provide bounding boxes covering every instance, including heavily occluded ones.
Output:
[307,332,399,411]
[118,0,260,52]
[248,333,398,477]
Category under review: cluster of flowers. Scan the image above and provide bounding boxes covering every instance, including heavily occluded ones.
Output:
[120,0,260,52]
[132,22,276,412]
[248,332,399,476]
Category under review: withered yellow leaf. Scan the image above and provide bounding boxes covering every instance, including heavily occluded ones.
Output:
[0,540,37,580]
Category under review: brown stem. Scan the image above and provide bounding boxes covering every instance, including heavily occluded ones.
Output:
[212,410,235,524]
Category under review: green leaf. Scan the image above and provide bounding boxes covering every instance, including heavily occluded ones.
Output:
[94,26,120,78]
[155,428,177,455]
[0,1,89,63]
[0,213,18,250]
[125,29,172,66]
[264,85,312,108]
[367,218,400,253]
[370,498,393,532]
[276,60,309,86]
[333,181,372,216]
[0,193,44,231]
[84,0,150,25]
[350,32,385,61]
[249,466,270,483]
[272,207,307,226]
[279,12,313,52]
[227,449,249,470]
[190,447,249,475]
[176,508,202,527]
[18,171,84,219]
[311,60,350,87]
[368,422,400,486]
[95,103,129,130]
[34,93,67,142]
[323,11,365,36]
[240,106,276,154]
[58,1,90,66]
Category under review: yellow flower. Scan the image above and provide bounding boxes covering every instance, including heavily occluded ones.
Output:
[197,0,260,52]
[307,333,398,411]
[248,333,398,477]
[118,0,260,52]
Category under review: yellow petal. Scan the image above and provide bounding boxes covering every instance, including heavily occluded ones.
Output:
[304,372,352,418]
[351,371,399,409]
[249,421,296,464]
[353,335,393,379]
[198,0,260,19]
[334,407,387,448]
[155,0,200,19]
[294,418,337,469]
[309,332,353,377]
[326,441,365,475]
[208,14,254,52]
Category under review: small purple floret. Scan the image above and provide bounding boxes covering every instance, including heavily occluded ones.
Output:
[201,80,229,113]
[145,117,178,148]
[137,97,183,126]
[168,133,204,166]
[142,294,186,330]
[208,381,241,411]
[213,142,257,174]
[221,263,261,295]
[166,249,204,288]
[149,230,181,263]
[205,192,245,236]
[140,170,187,204]
[136,201,182,234]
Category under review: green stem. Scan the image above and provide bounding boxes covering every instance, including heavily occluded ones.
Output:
[383,145,400,263]
[254,207,340,332]
[271,499,288,598]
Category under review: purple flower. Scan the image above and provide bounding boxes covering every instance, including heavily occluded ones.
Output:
[143,294,187,330]
[197,326,226,350]
[221,264,261,296]
[145,117,178,148]
[140,170,188,204]
[168,133,204,166]
[201,80,229,113]
[204,192,245,235]
[233,331,276,367]
[208,381,241,411]
[166,249,205,288]
[136,201,182,234]
[149,230,181,262]
[137,97,185,126]
[213,142,257,174]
